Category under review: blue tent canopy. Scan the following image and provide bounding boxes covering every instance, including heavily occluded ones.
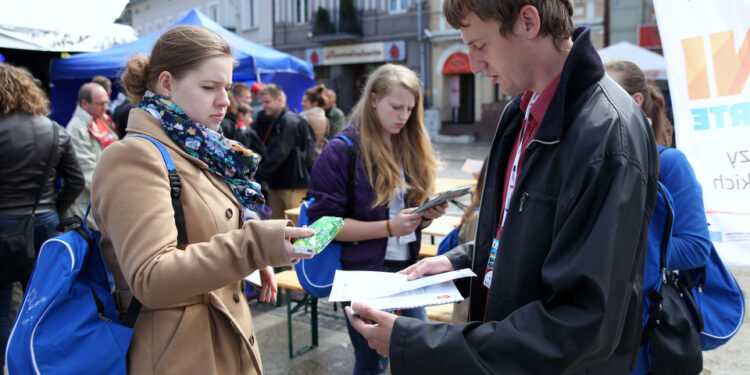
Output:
[49,8,314,125]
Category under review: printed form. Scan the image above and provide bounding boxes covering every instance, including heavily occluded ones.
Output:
[329,268,476,311]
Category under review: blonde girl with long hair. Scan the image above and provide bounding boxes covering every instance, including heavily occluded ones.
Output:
[305,63,445,374]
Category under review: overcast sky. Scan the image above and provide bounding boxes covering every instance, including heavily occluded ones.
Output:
[0,0,129,32]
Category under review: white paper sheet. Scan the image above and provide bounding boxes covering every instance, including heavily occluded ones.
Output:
[328,268,476,302]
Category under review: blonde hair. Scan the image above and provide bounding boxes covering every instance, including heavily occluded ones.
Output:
[0,63,49,116]
[350,64,436,208]
[120,25,233,104]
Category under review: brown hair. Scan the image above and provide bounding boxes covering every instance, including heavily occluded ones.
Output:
[443,0,574,44]
[237,102,252,116]
[304,84,329,108]
[231,82,250,97]
[461,156,488,225]
[91,75,112,93]
[258,83,286,101]
[226,91,238,116]
[0,63,49,116]
[350,63,437,208]
[604,60,672,146]
[120,25,233,104]
[648,85,673,147]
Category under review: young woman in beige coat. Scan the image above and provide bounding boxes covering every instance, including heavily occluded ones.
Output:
[90,25,312,374]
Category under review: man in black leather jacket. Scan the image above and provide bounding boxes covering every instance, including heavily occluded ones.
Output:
[347,2,660,374]
[253,84,312,219]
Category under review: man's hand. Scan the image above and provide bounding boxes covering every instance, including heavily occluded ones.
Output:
[399,255,454,280]
[258,266,277,303]
[345,303,398,356]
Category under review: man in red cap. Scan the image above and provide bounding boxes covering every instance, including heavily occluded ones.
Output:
[250,82,265,121]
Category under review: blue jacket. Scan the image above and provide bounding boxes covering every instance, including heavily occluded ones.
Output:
[633,146,712,375]
[305,124,422,271]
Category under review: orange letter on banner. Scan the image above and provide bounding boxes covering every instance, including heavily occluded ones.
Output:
[711,29,750,97]
[682,36,710,100]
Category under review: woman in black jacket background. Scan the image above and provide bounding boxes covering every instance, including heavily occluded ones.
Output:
[0,63,84,365]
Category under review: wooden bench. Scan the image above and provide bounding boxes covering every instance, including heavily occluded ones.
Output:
[426,303,454,322]
[275,270,321,358]
[421,215,461,244]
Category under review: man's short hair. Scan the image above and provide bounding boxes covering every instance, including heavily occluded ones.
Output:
[323,88,337,102]
[78,82,99,104]
[443,0,574,42]
[258,83,285,101]
[91,75,112,94]
[232,82,250,97]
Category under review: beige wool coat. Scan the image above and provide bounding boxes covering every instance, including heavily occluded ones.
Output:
[91,109,292,374]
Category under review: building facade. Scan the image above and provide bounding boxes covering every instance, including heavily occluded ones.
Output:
[273,0,431,117]
[119,0,273,46]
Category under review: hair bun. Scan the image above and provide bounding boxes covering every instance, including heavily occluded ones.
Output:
[121,55,150,99]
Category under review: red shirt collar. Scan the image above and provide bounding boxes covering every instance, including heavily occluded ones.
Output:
[519,73,562,125]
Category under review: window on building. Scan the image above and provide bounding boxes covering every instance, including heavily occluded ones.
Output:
[242,0,257,30]
[295,0,309,24]
[390,0,408,13]
[225,0,237,29]
[208,3,219,22]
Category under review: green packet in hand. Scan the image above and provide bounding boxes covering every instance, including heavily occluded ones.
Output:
[293,216,344,255]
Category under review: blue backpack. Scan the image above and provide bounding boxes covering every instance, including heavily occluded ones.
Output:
[294,135,355,298]
[6,135,187,374]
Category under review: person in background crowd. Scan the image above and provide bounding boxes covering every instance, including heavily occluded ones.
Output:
[112,91,134,137]
[323,87,346,139]
[232,82,253,106]
[250,82,265,121]
[253,84,312,219]
[346,1,660,374]
[648,85,674,146]
[605,59,712,375]
[236,102,252,129]
[0,63,84,366]
[65,82,119,231]
[305,63,447,375]
[220,91,241,141]
[93,25,313,374]
[300,84,330,153]
[91,75,114,116]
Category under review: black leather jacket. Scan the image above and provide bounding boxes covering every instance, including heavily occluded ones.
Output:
[0,113,84,216]
[254,108,310,189]
[390,27,660,375]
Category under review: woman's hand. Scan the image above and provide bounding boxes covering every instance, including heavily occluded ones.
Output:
[391,209,422,237]
[259,266,277,303]
[284,226,315,262]
[420,200,448,222]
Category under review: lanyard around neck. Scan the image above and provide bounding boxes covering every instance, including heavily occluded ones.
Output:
[500,92,539,228]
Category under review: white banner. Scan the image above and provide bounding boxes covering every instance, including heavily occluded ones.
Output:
[654,0,750,266]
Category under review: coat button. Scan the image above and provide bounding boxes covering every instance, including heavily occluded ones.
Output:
[233,293,240,303]
[249,335,255,345]
[226,208,233,218]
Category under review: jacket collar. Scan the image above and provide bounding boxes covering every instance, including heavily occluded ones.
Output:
[72,105,93,123]
[534,27,604,142]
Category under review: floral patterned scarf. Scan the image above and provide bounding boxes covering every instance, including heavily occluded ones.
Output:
[138,91,264,219]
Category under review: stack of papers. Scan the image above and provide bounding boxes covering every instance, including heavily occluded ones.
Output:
[329,268,476,311]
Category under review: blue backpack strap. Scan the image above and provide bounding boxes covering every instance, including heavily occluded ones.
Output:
[122,135,189,328]
[128,135,188,245]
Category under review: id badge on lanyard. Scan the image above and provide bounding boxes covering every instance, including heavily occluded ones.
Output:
[484,93,539,289]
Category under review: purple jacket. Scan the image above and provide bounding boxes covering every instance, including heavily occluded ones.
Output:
[305,124,422,271]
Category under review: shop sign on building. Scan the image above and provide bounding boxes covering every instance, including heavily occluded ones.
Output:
[306,40,405,66]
